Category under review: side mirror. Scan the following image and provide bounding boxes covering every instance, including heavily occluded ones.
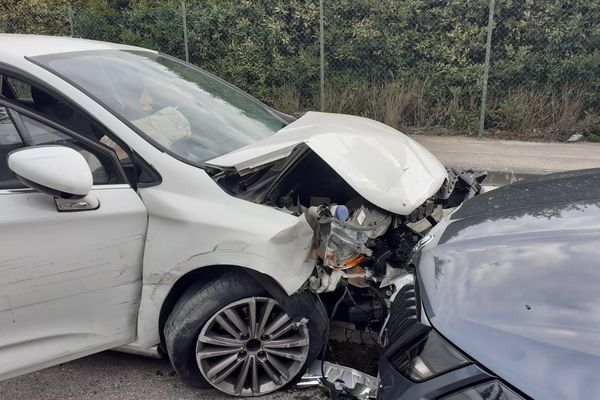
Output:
[8,145,93,199]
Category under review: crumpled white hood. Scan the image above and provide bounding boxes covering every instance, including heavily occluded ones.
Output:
[206,112,447,215]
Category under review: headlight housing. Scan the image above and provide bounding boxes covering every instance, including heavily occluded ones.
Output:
[389,328,471,382]
[441,380,525,400]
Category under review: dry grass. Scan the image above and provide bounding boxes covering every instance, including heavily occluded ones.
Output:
[271,84,302,115]
[316,80,479,132]
[490,85,596,137]
[270,80,598,140]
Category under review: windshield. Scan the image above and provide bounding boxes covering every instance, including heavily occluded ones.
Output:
[34,50,286,164]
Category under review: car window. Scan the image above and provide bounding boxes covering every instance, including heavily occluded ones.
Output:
[0,106,24,189]
[1,75,130,162]
[7,75,93,136]
[19,114,124,185]
[0,106,125,189]
[35,50,287,164]
[6,77,32,100]
[0,75,15,100]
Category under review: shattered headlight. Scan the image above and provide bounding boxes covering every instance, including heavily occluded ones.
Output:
[441,380,525,400]
[317,205,391,269]
[389,329,471,382]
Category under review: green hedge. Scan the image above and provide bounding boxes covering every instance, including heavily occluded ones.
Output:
[2,0,599,136]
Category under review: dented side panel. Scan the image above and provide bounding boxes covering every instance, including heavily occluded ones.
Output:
[134,163,316,348]
[0,187,147,380]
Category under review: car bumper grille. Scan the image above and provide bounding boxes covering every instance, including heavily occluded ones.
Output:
[383,275,430,359]
[386,283,419,346]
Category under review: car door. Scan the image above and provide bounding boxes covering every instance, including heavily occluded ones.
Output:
[0,99,148,380]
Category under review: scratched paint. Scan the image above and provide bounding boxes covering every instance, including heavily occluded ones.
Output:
[0,187,147,381]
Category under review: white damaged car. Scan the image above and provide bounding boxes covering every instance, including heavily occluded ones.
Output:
[0,35,484,396]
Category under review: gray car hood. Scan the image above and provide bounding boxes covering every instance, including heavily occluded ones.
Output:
[416,169,600,400]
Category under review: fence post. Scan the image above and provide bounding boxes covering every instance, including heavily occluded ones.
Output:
[68,3,74,37]
[182,0,190,63]
[319,0,325,112]
[478,0,496,137]
[1,11,7,33]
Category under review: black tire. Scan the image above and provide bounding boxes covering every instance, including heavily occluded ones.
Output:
[164,270,326,395]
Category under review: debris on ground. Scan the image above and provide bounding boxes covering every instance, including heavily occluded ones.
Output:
[298,360,378,399]
[567,133,584,142]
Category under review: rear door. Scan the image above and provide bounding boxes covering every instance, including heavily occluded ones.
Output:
[0,99,148,380]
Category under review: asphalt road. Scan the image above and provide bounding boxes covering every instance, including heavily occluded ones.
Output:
[411,135,600,175]
[0,351,328,400]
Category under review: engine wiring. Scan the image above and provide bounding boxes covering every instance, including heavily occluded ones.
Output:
[317,286,349,399]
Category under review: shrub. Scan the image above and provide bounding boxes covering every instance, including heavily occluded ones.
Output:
[2,0,598,137]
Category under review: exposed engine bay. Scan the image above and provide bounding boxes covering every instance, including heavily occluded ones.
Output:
[208,143,486,335]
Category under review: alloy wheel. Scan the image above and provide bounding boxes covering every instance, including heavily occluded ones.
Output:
[196,297,310,396]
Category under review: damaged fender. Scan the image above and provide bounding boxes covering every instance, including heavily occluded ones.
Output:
[133,163,318,348]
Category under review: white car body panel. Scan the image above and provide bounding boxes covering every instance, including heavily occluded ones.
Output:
[0,35,454,374]
[0,186,146,380]
[132,155,316,348]
[1,34,146,58]
[207,111,448,215]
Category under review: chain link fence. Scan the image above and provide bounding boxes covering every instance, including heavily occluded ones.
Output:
[1,0,598,140]
[487,1,599,138]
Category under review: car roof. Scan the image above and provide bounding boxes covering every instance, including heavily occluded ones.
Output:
[0,34,154,68]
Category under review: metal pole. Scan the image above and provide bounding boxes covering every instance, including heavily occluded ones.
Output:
[1,8,8,33]
[68,3,74,37]
[182,0,189,63]
[478,0,496,137]
[319,0,325,112]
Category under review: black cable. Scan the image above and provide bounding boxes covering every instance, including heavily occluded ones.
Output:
[319,287,349,384]
[320,290,349,400]
[368,283,389,323]
[346,286,373,321]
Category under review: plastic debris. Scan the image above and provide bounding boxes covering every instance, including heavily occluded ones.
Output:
[298,360,378,399]
[567,133,584,142]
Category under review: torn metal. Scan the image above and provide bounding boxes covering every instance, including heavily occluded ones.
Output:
[208,138,487,335]
[298,360,378,399]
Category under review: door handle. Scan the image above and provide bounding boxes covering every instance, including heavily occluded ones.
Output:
[55,195,100,212]
[68,201,91,209]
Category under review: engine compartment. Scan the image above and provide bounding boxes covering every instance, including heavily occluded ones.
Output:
[210,144,360,209]
[209,144,486,333]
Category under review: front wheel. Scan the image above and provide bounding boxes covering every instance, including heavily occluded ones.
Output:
[164,271,325,396]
